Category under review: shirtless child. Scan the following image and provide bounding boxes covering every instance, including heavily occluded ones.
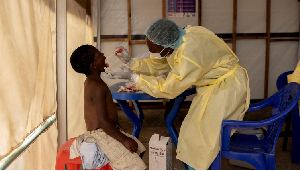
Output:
[70,45,146,170]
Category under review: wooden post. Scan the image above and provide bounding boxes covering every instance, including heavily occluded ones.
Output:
[232,0,237,53]
[270,38,299,42]
[236,36,267,39]
[198,0,201,26]
[162,0,166,19]
[100,38,129,42]
[127,0,132,56]
[86,0,91,16]
[131,40,146,44]
[127,0,133,107]
[264,0,271,99]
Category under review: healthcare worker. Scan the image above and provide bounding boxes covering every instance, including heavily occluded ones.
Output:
[103,18,250,170]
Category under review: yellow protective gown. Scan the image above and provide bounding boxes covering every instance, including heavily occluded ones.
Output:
[288,60,300,84]
[287,61,300,117]
[129,26,250,169]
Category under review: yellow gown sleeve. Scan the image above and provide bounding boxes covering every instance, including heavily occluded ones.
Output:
[288,60,300,84]
[136,55,209,99]
[129,56,171,77]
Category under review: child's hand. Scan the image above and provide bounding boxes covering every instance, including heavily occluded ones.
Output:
[122,137,138,153]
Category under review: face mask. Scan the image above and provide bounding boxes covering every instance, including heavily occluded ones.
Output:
[150,52,162,59]
[149,48,171,59]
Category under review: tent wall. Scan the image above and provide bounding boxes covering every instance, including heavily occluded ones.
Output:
[0,0,57,169]
[1,0,93,169]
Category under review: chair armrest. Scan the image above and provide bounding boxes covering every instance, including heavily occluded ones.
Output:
[247,95,276,112]
[222,118,280,128]
[276,71,293,90]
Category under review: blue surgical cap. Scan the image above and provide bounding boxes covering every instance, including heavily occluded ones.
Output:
[145,19,186,49]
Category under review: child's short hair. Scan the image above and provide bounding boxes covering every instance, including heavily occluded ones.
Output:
[70,45,95,75]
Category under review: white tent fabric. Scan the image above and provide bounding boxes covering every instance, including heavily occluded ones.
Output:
[269,42,299,96]
[237,40,266,99]
[1,0,94,169]
[201,0,233,33]
[271,0,299,33]
[67,0,94,139]
[0,0,57,169]
[237,0,266,33]
[100,0,128,35]
[132,0,163,35]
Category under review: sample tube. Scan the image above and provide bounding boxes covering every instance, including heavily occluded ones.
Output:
[107,49,123,58]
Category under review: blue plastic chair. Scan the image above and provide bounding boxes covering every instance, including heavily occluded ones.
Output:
[208,82,300,170]
[276,71,293,90]
[276,71,294,151]
[276,71,300,164]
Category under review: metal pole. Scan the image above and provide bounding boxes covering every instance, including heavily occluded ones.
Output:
[56,0,68,147]
[0,115,56,170]
[97,0,101,50]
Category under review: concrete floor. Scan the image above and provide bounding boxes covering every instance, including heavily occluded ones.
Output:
[117,106,300,170]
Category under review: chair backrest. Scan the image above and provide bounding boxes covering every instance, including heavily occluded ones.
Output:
[265,82,300,153]
[276,71,293,90]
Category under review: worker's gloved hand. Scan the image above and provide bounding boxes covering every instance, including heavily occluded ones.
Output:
[102,70,131,80]
[103,65,139,83]
[114,46,131,64]
[102,65,133,80]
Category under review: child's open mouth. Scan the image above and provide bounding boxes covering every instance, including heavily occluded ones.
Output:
[105,63,109,68]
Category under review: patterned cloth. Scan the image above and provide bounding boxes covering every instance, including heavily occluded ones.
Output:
[69,134,109,169]
[80,141,109,169]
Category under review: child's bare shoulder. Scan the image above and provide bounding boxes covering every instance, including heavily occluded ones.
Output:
[85,79,108,96]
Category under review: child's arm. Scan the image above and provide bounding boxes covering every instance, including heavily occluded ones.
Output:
[93,87,138,153]
[115,122,128,133]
